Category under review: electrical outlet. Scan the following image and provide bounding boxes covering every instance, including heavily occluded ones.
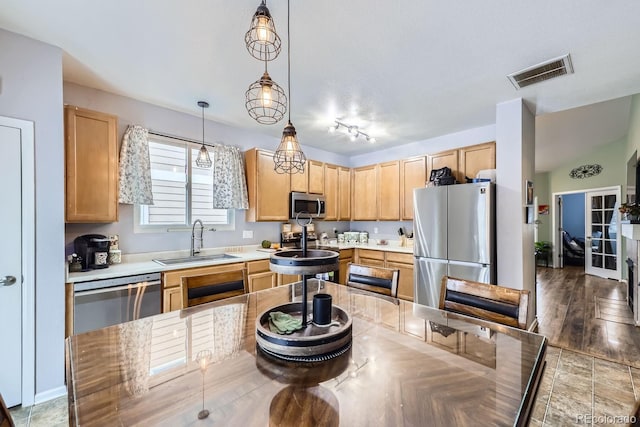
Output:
[374,227,379,234]
[242,230,253,239]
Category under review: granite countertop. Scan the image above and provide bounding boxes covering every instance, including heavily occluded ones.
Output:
[66,241,414,283]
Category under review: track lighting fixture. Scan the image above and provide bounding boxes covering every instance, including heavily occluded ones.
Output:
[327,120,377,144]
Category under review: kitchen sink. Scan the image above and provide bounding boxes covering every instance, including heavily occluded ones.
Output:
[152,253,240,266]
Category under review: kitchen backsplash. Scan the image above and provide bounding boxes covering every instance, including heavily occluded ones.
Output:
[65,205,410,257]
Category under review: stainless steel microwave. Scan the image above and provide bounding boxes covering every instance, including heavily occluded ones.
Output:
[290,192,326,219]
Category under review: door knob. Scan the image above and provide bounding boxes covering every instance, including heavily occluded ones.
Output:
[1,276,17,286]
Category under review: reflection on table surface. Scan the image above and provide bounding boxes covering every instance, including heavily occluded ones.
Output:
[66,280,546,426]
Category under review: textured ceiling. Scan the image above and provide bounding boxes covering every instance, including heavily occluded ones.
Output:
[1,0,638,170]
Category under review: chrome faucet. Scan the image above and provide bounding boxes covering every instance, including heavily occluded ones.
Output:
[191,219,204,256]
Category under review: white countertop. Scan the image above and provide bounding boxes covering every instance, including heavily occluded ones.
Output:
[66,241,414,283]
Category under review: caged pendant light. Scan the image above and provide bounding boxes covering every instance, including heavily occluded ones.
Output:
[273,0,305,174]
[245,0,281,62]
[195,101,212,168]
[245,62,287,124]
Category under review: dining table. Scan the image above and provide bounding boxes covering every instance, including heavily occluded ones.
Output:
[65,280,546,426]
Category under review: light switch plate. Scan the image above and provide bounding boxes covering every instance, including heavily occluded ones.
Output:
[243,230,253,239]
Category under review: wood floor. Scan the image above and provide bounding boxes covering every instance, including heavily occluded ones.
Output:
[536,265,640,367]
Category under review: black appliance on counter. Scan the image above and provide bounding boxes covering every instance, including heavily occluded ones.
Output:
[74,234,111,270]
[281,231,317,248]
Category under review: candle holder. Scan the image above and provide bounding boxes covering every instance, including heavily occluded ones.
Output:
[195,349,212,419]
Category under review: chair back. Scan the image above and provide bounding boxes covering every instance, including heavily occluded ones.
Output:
[346,263,399,298]
[0,392,14,427]
[439,276,529,329]
[181,269,247,309]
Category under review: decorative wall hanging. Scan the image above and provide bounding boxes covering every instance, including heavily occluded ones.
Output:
[569,164,602,179]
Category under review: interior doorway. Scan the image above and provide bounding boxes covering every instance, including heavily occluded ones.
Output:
[551,186,621,281]
[0,116,35,407]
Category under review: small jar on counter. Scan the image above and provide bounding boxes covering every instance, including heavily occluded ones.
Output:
[108,249,122,264]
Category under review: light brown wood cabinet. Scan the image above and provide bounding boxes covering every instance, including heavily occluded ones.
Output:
[458,142,496,182]
[385,252,414,301]
[247,259,277,292]
[324,163,339,221]
[400,156,426,220]
[245,148,291,222]
[338,167,351,220]
[277,273,301,286]
[64,105,118,223]
[354,249,414,301]
[355,248,386,267]
[426,149,458,184]
[308,160,325,194]
[378,161,400,220]
[161,262,245,312]
[338,249,354,284]
[352,165,378,220]
[290,160,308,193]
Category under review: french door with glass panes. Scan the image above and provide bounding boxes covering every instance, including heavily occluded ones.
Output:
[585,189,621,280]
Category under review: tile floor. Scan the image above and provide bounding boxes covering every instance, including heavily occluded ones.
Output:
[10,346,640,426]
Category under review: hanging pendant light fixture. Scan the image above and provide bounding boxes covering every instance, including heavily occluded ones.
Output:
[245,61,287,124]
[245,0,281,62]
[195,101,212,168]
[273,0,305,174]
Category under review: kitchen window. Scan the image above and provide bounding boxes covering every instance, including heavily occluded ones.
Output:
[134,135,233,232]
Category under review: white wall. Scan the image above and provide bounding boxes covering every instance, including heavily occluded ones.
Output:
[0,29,65,400]
[349,124,496,167]
[496,98,536,326]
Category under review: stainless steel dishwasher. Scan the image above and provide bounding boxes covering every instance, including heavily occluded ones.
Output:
[73,272,162,334]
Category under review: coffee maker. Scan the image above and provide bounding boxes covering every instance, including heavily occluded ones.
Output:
[74,234,111,270]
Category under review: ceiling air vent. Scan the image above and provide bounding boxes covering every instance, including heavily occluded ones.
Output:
[507,54,574,89]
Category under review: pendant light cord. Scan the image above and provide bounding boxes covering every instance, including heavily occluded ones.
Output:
[201,104,205,144]
[287,0,291,123]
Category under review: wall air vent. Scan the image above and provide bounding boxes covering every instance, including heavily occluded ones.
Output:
[507,54,574,90]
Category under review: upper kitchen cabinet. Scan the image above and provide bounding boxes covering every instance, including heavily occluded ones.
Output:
[245,148,291,222]
[308,160,324,194]
[458,141,496,182]
[324,163,339,221]
[352,165,377,220]
[64,105,118,223]
[290,160,308,193]
[338,166,351,221]
[426,149,458,184]
[378,161,400,220]
[400,156,426,220]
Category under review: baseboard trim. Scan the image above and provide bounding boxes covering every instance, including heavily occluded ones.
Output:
[34,386,67,405]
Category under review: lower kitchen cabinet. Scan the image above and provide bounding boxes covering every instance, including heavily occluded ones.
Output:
[161,262,245,312]
[248,270,277,292]
[355,249,385,267]
[247,259,277,292]
[355,249,414,301]
[163,287,182,313]
[277,273,301,286]
[385,252,414,301]
[338,249,354,284]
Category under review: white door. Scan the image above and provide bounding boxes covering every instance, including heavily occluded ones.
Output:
[585,189,621,280]
[0,124,23,406]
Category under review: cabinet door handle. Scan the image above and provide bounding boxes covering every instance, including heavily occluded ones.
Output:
[1,276,17,286]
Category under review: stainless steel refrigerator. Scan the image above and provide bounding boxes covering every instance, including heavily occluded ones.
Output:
[413,182,496,307]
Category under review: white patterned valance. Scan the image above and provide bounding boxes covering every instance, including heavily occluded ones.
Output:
[119,125,154,205]
[212,145,249,209]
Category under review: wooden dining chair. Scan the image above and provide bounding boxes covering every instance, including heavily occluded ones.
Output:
[0,392,14,427]
[181,269,248,309]
[439,276,529,329]
[345,263,400,298]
